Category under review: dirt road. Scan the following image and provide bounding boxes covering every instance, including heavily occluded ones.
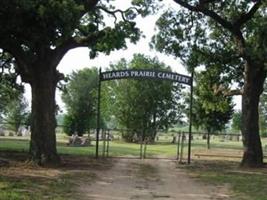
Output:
[78,158,230,200]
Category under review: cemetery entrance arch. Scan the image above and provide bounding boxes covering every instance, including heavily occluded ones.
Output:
[95,69,193,163]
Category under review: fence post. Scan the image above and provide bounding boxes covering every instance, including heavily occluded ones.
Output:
[96,68,102,159]
[102,129,106,158]
[179,132,185,163]
[140,134,143,159]
[188,70,194,164]
[144,138,147,159]
[176,132,181,160]
[106,129,110,157]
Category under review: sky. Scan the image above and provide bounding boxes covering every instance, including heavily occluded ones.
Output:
[57,1,184,75]
[55,1,190,112]
[25,0,241,112]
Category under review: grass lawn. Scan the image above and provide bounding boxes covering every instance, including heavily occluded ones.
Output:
[0,168,79,200]
[0,152,109,200]
[1,136,267,200]
[180,160,267,200]
[1,135,266,160]
[0,138,179,159]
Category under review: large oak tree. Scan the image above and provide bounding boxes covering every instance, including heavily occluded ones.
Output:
[152,0,267,166]
[0,0,148,165]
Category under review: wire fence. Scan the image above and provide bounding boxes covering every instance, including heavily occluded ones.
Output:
[1,123,267,162]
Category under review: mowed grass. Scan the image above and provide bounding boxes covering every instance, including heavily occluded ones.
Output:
[1,135,267,158]
[1,135,267,200]
[0,171,80,200]
[0,137,178,157]
[181,160,267,200]
[0,152,95,200]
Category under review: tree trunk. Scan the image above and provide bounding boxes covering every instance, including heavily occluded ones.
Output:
[241,63,265,167]
[29,65,60,165]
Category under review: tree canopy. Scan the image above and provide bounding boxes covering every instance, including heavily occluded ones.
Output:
[0,51,23,116]
[152,0,267,167]
[232,110,242,132]
[3,94,29,134]
[0,0,150,164]
[62,67,99,136]
[192,70,234,133]
[103,54,184,142]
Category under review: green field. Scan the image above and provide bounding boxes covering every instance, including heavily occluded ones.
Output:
[182,160,267,200]
[1,135,267,161]
[1,135,267,200]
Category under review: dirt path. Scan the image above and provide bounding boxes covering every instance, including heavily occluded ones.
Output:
[78,158,230,200]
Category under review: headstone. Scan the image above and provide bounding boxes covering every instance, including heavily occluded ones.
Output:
[22,127,30,136]
[67,134,91,147]
[8,132,14,136]
[17,127,23,136]
[171,135,176,143]
[81,137,91,146]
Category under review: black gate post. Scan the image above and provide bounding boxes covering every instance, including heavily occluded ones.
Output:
[96,68,102,159]
[176,131,181,160]
[188,70,194,164]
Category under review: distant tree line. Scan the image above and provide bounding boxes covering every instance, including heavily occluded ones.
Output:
[61,54,235,143]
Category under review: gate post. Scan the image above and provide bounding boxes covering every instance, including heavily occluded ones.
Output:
[96,68,102,159]
[188,70,194,164]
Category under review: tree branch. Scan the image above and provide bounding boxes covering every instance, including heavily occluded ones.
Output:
[0,42,32,79]
[223,89,243,96]
[233,1,262,28]
[213,84,243,96]
[172,0,234,33]
[172,0,254,61]
[84,0,100,11]
[95,6,139,23]
[55,30,105,59]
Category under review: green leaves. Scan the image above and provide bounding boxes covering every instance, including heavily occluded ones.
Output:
[0,51,23,115]
[90,21,140,58]
[0,0,145,65]
[232,110,242,131]
[103,54,184,141]
[191,70,234,133]
[152,0,266,83]
[62,68,99,135]
[3,95,29,133]
[131,0,161,16]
